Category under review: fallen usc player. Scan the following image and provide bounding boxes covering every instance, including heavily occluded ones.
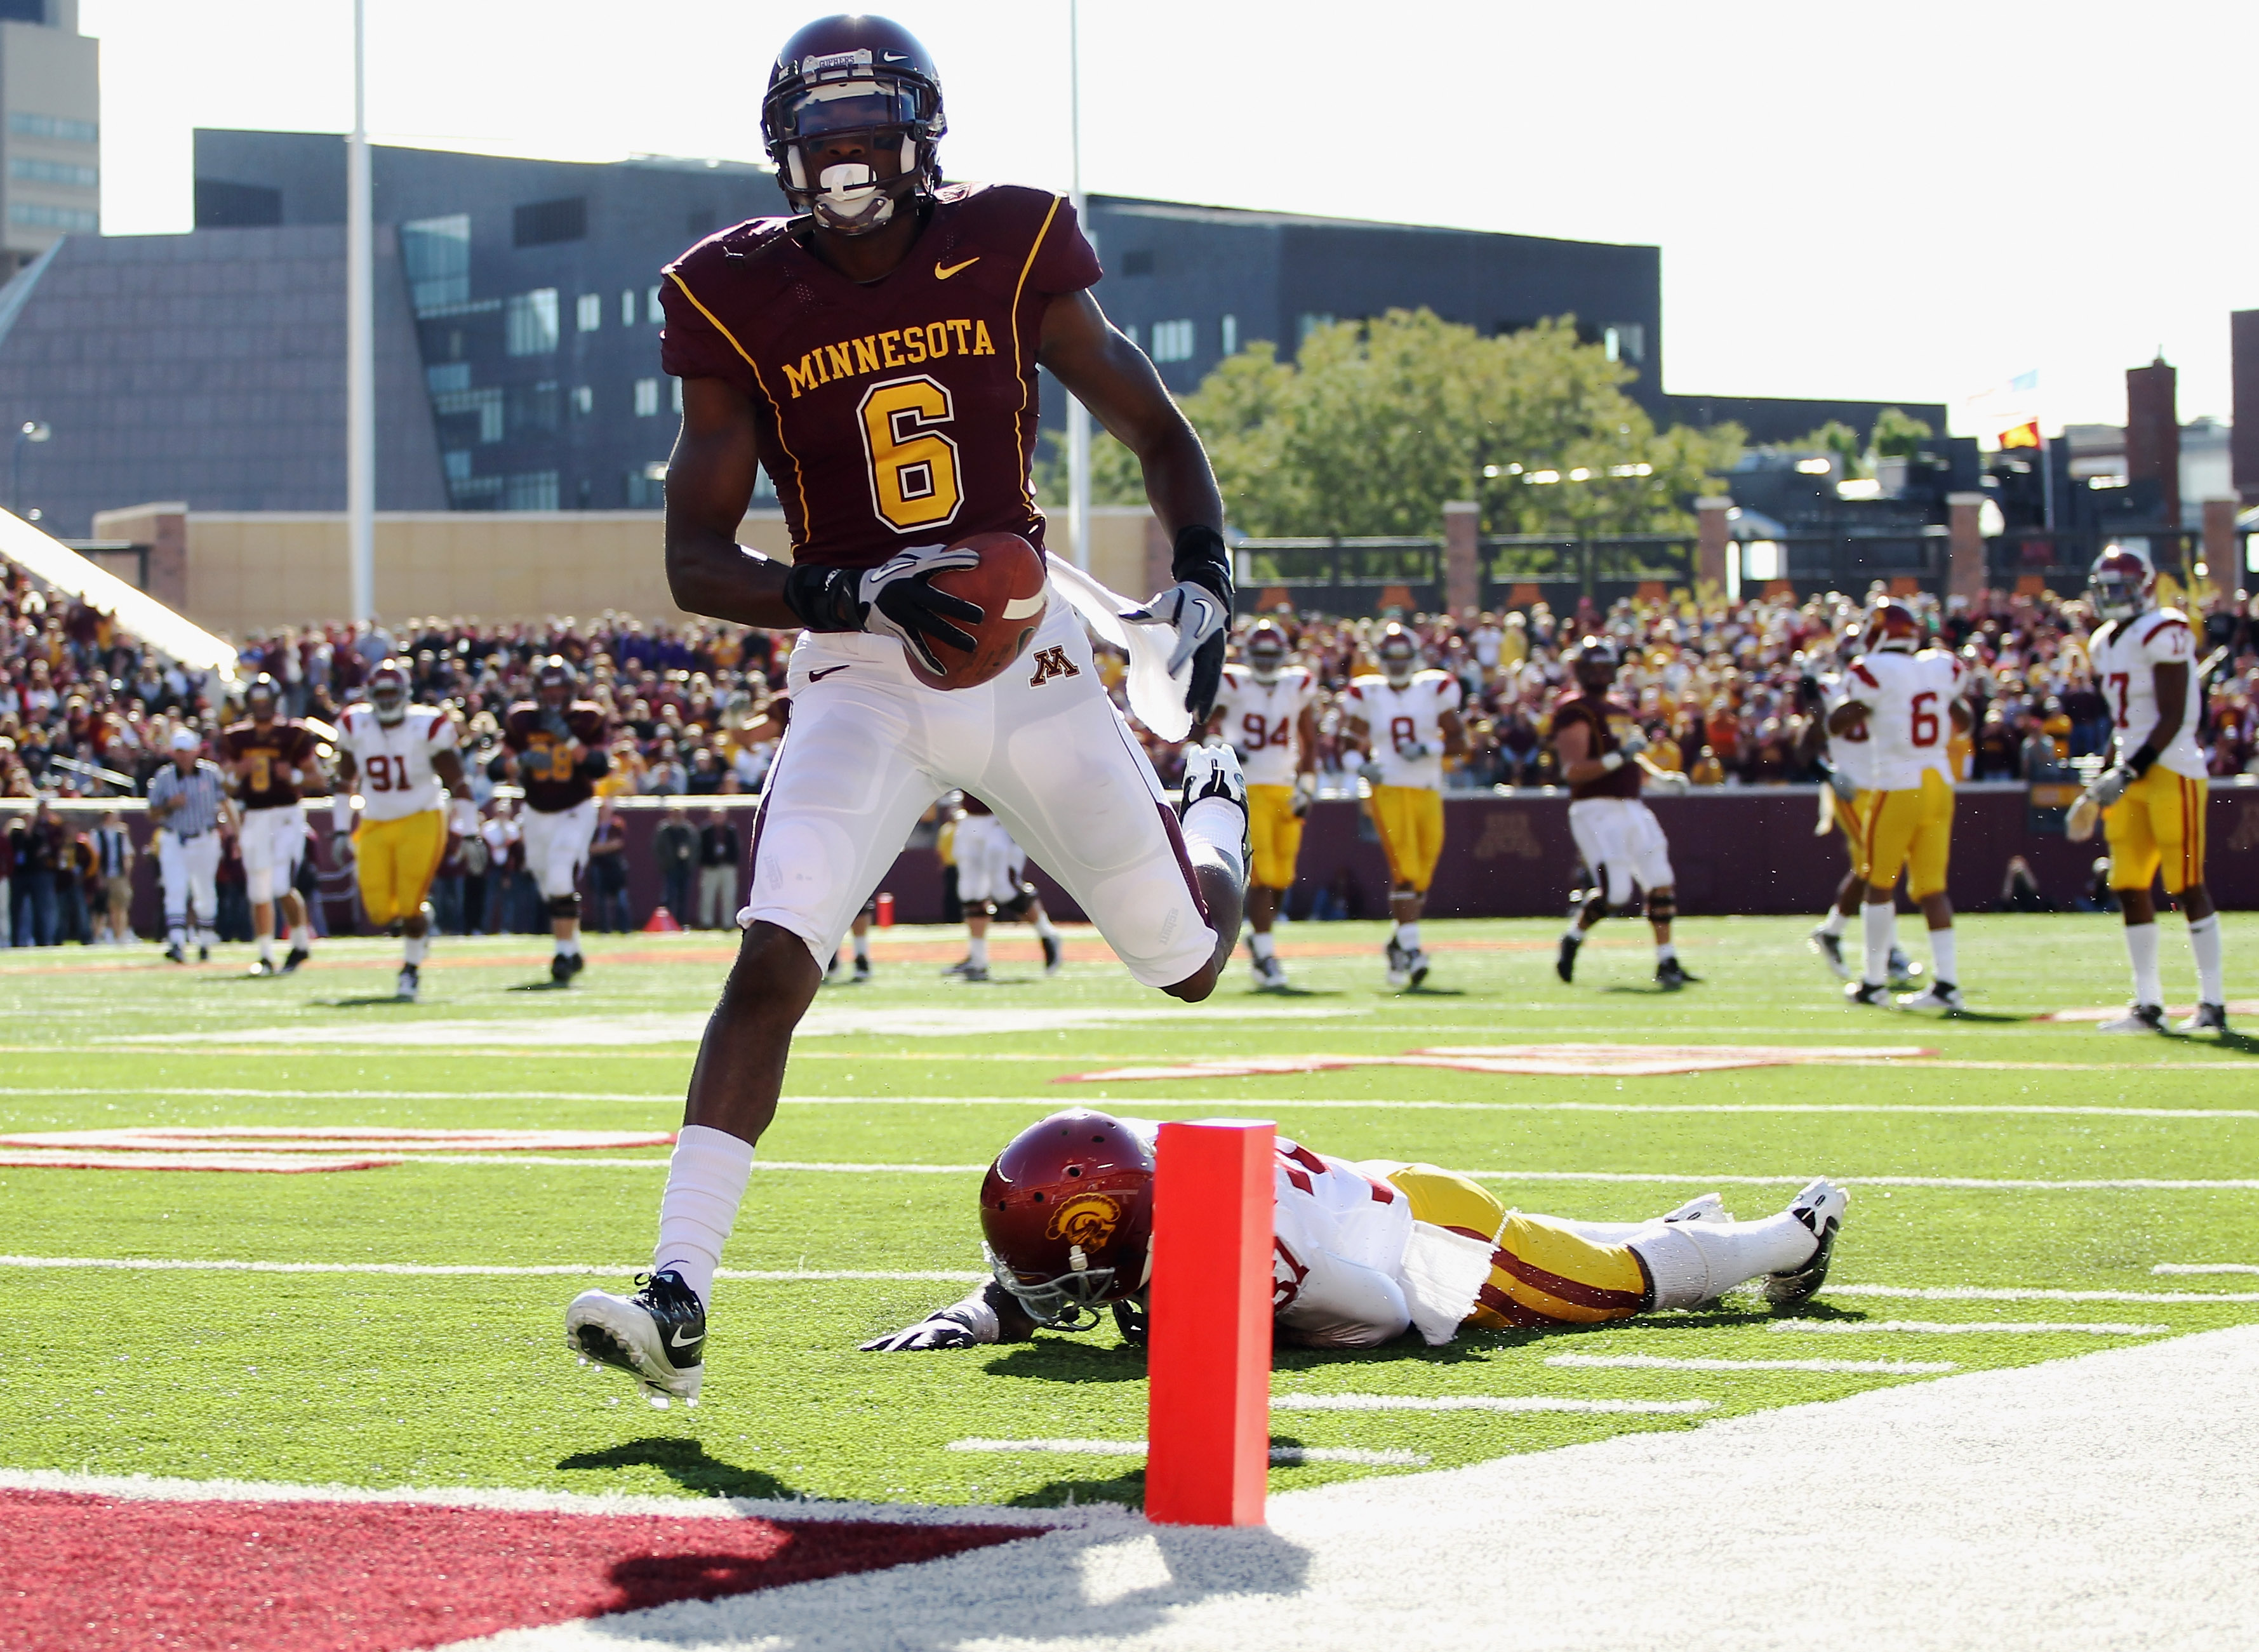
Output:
[862,1110,1848,1352]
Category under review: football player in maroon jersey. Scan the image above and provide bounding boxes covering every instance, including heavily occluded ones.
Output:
[218,673,323,976]
[500,658,611,985]
[566,13,1248,1404]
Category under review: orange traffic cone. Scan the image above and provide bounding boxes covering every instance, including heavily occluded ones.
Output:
[642,905,684,933]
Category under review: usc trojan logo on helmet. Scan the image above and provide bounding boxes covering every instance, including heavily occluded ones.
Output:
[1043,1192,1123,1249]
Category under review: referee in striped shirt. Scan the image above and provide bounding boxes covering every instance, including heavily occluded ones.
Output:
[147,727,232,963]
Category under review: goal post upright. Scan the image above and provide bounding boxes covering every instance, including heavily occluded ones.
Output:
[1145,1118,1274,1526]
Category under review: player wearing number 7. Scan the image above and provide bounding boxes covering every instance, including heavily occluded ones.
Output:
[1829,599,1971,1012]
[2073,547,2227,1035]
[1205,620,1319,989]
[331,659,478,1002]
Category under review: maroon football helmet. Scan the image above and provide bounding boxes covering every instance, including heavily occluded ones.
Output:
[2089,545,2155,623]
[242,673,280,721]
[762,15,946,236]
[1564,635,1618,693]
[366,659,411,726]
[1863,598,1922,654]
[980,1110,1154,1327]
[535,655,577,714]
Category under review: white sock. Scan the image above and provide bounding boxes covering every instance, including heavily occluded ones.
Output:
[288,923,310,952]
[559,933,582,957]
[1630,1213,1822,1309]
[1563,923,1585,943]
[653,1124,757,1310]
[1861,902,1893,987]
[2125,921,2162,1006]
[1928,926,1957,988]
[2188,915,2223,1004]
[1820,907,1848,938]
[968,933,989,969]
[403,933,429,967]
[258,934,274,963]
[1656,940,1677,964]
[168,924,187,950]
[1031,910,1058,942]
[1397,921,1421,952]
[1251,931,1276,963]
[1180,796,1246,886]
[852,933,870,963]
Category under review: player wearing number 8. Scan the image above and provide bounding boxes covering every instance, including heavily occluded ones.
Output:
[1206,622,1318,989]
[1829,599,1972,1011]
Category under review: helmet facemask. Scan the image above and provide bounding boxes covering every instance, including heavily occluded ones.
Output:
[983,1240,1135,1331]
[766,53,942,237]
[368,669,409,726]
[2090,551,2153,624]
[1246,630,1288,684]
[1378,632,1418,686]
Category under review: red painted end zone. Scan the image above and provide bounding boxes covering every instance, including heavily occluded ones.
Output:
[0,1489,1029,1650]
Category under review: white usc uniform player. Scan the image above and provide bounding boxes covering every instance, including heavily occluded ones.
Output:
[1806,663,1917,989]
[2079,547,2226,1033]
[1833,601,1969,1011]
[1208,627,1318,989]
[1345,627,1464,988]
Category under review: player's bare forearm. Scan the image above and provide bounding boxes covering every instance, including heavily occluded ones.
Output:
[1553,719,1608,786]
[1037,291,1223,536]
[663,378,801,629]
[432,748,472,802]
[2136,663,2189,763]
[1297,709,1319,775]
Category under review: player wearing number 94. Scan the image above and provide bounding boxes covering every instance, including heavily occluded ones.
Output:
[563,14,1246,1406]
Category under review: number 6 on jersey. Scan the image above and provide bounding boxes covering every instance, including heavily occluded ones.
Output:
[860,375,963,533]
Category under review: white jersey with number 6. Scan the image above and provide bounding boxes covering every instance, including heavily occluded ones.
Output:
[1347,671,1463,790]
[1211,665,1317,787]
[2089,608,2204,780]
[337,705,456,822]
[1845,648,1963,791]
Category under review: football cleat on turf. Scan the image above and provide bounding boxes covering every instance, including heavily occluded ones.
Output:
[567,951,586,978]
[825,955,844,983]
[550,953,575,985]
[281,946,309,975]
[959,964,990,983]
[1655,956,1697,990]
[1887,946,1924,989]
[246,957,277,978]
[1808,926,1849,980]
[1041,933,1062,976]
[197,943,210,963]
[565,1270,705,1404]
[851,956,873,984]
[1896,981,1963,1013]
[1844,980,1889,1007]
[1178,743,1249,818]
[1384,938,1411,990]
[1661,1192,1733,1223]
[1257,956,1290,990]
[1406,948,1431,989]
[164,942,185,964]
[2097,1002,2167,1034]
[2177,1002,2229,1036]
[394,964,420,1003]
[1556,932,1582,983]
[1763,1178,1848,1308]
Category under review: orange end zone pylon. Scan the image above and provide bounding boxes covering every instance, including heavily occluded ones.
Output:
[1145,1118,1274,1526]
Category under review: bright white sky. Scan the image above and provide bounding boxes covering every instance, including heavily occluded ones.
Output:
[79,0,2259,438]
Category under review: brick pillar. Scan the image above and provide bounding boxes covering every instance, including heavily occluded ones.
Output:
[1443,500,1479,615]
[2202,497,2241,588]
[142,509,190,610]
[1695,496,1733,591]
[1947,491,1987,603]
[1144,514,1173,601]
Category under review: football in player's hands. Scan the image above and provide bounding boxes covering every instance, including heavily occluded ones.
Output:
[887,533,1048,692]
[1395,740,1431,760]
[859,1314,982,1352]
[1618,728,1649,757]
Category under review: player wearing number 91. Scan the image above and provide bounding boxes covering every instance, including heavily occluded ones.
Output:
[1205,622,1318,989]
[331,660,478,1003]
[1828,599,1972,1012]
[563,14,1245,1406]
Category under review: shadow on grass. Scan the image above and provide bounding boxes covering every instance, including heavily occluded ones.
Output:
[557,1436,809,1502]
[316,994,419,1009]
[1006,1465,1148,1509]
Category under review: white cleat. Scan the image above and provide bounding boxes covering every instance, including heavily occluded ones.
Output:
[1660,1192,1735,1224]
[1895,982,1962,1013]
[1383,939,1411,990]
[564,1270,706,1404]
[2097,1003,2166,1034]
[1808,926,1849,980]
[1763,1178,1848,1308]
[1177,742,1249,818]
[394,964,420,1003]
[2176,1003,2230,1036]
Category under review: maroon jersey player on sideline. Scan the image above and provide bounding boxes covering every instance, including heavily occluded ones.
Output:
[565,13,1248,1404]
[500,656,611,985]
[218,673,323,976]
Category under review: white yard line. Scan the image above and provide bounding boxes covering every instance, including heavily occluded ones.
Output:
[1460,1171,2259,1191]
[1829,1283,2259,1304]
[945,1440,1429,1467]
[1272,1394,1712,1414]
[1768,1319,2168,1335]
[2151,1262,2259,1275]
[1548,1354,1957,1375]
[0,1255,983,1282]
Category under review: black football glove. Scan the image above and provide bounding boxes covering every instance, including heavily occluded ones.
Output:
[784,545,986,677]
[859,1312,983,1352]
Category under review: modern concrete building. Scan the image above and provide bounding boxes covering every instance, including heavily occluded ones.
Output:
[0,0,98,279]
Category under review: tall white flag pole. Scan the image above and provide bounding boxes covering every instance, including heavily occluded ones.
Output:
[346,0,376,624]
[1065,0,1091,571]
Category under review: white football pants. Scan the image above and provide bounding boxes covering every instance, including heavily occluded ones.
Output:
[521,798,598,901]
[952,813,1027,907]
[157,829,222,935]
[237,805,306,905]
[1568,797,1676,907]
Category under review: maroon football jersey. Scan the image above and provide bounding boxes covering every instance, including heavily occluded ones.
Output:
[503,702,610,814]
[1549,693,1643,800]
[220,720,319,809]
[660,183,1102,571]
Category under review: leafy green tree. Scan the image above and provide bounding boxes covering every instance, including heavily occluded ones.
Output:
[1775,419,1865,477]
[1870,406,1933,459]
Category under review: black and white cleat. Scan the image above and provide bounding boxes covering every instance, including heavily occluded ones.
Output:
[1763,1178,1848,1309]
[565,1269,706,1406]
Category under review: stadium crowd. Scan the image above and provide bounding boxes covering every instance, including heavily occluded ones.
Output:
[7,545,2259,945]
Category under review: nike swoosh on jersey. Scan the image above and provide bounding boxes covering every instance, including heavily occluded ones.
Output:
[934,256,980,279]
[810,664,851,681]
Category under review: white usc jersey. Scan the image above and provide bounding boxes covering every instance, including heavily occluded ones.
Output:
[1844,648,1964,791]
[337,705,456,822]
[1820,671,1877,790]
[1212,665,1316,787]
[2089,608,2205,780]
[1348,671,1462,790]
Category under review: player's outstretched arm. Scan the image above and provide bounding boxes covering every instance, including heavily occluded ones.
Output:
[860,1282,1036,1352]
[662,378,800,630]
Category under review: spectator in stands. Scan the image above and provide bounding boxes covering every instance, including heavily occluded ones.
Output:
[643,740,689,798]
[90,811,134,944]
[589,802,631,932]
[695,809,739,930]
[651,807,696,924]
[0,813,11,948]
[8,799,63,945]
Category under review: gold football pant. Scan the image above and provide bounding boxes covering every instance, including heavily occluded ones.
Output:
[1246,784,1305,891]
[1383,1164,1651,1328]
[2106,766,2208,895]
[1370,784,1446,894]
[355,809,448,928]
[1853,771,1953,900]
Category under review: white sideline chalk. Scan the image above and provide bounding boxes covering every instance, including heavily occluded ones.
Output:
[1272,1394,1712,1415]
[1549,1354,1957,1375]
[946,1440,1429,1467]
[1769,1320,2169,1336]
[0,1255,984,1282]
[1829,1283,2259,1305]
[2152,1263,2259,1275]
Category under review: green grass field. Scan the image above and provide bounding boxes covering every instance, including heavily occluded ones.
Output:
[3,916,2255,1511]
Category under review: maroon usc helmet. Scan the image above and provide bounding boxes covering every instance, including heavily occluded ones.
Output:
[762,15,946,236]
[1376,624,1421,686]
[1564,635,1619,693]
[980,1110,1154,1327]
[366,659,411,725]
[1863,599,1922,654]
[2089,545,2155,623]
[1243,621,1289,683]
